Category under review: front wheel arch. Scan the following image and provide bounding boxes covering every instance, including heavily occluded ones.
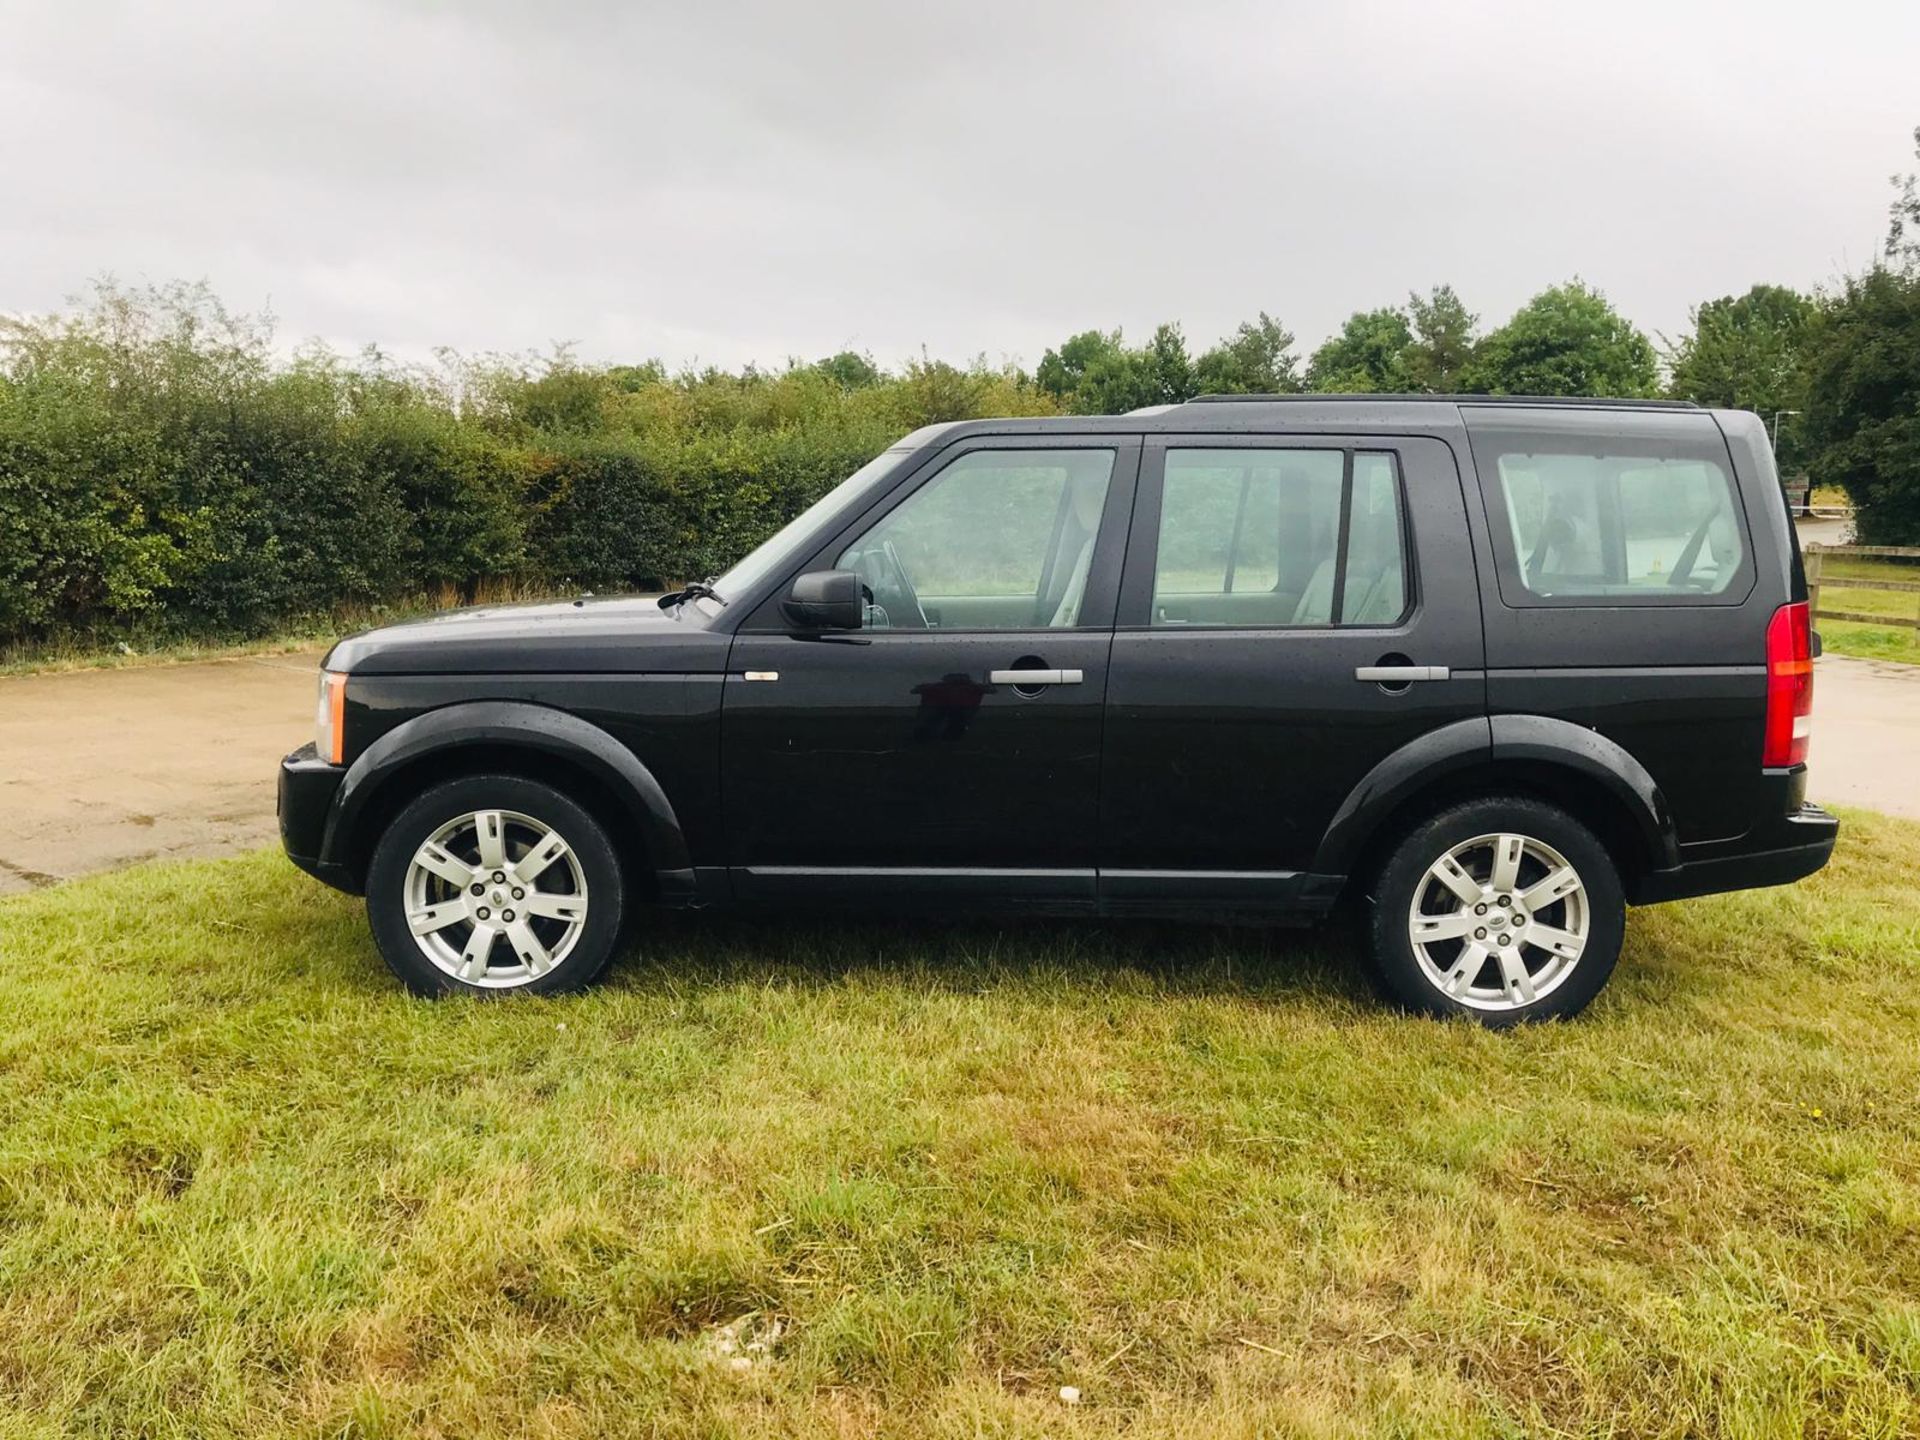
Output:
[322,704,689,895]
[341,742,654,897]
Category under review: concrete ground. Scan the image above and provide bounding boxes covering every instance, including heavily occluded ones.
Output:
[0,638,1909,898]
[1806,653,1920,820]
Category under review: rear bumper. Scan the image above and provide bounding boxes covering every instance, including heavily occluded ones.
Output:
[1631,802,1838,905]
[278,744,358,894]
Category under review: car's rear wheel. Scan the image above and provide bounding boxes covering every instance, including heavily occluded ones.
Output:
[365,775,625,996]
[1368,796,1624,1026]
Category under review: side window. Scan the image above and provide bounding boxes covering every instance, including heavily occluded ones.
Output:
[1494,450,1746,599]
[834,449,1114,629]
[1150,448,1407,627]
[1345,453,1407,624]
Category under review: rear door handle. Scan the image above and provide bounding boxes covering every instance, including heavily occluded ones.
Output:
[989,669,1083,686]
[1354,665,1450,683]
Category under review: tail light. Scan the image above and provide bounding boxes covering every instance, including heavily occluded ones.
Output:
[1762,602,1813,767]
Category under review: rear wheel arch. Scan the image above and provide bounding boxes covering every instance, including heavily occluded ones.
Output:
[1320,716,1677,904]
[1343,761,1659,905]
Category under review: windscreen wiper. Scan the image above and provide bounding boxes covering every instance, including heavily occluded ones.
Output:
[669,576,727,607]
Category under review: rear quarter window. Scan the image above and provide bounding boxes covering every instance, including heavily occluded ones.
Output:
[1476,431,1754,607]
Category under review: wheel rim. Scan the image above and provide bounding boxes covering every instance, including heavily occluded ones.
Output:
[401,809,589,989]
[1406,831,1589,1012]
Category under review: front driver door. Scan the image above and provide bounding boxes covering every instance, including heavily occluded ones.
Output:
[721,437,1140,902]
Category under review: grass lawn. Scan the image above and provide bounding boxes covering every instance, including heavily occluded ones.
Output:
[1819,619,1920,665]
[1813,552,1920,665]
[1,817,1916,1438]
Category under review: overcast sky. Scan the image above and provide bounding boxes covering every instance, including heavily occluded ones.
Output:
[3,0,1916,372]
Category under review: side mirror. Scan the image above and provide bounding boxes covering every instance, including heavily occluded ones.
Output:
[782,569,864,630]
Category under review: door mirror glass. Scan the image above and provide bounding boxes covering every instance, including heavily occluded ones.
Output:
[782,569,865,630]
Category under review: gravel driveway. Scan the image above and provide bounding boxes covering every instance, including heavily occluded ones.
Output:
[0,645,1909,897]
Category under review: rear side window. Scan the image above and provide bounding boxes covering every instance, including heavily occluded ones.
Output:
[1150,448,1407,627]
[1493,451,1746,600]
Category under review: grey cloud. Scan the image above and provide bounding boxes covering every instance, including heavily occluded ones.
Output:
[2,0,1915,370]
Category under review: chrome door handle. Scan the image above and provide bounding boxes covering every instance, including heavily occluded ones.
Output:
[1354,665,1450,683]
[989,668,1083,686]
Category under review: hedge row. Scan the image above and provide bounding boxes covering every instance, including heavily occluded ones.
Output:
[0,284,1055,647]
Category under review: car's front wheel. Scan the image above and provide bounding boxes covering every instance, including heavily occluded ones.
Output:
[365,775,626,996]
[1368,796,1625,1026]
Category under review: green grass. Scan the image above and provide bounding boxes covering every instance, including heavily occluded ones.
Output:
[1813,553,1920,664]
[1,818,1917,1438]
[1819,619,1920,664]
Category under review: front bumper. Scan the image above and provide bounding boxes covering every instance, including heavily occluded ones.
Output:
[1632,802,1839,905]
[278,743,358,893]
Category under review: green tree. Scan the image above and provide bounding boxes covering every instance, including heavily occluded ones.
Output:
[1036,329,1121,402]
[1403,285,1478,392]
[1306,307,1414,392]
[1192,312,1302,394]
[1790,126,1920,541]
[813,351,881,389]
[1461,281,1659,397]
[1802,274,1920,543]
[1665,284,1817,469]
[1059,323,1196,414]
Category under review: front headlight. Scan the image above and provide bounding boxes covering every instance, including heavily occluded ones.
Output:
[315,671,348,765]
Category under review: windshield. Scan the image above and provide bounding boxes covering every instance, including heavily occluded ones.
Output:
[711,446,918,602]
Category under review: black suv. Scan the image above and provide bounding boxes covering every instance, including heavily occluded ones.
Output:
[280,396,1835,1024]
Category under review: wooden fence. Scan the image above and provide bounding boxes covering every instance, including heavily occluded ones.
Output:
[1805,543,1920,631]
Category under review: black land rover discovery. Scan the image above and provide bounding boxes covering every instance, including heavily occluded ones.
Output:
[280,396,1836,1025]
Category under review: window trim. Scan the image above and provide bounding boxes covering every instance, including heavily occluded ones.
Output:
[1119,437,1415,632]
[1471,429,1758,610]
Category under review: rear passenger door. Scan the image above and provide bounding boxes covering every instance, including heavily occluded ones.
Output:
[1098,435,1487,898]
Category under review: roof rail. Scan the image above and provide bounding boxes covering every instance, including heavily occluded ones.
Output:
[1184,393,1700,410]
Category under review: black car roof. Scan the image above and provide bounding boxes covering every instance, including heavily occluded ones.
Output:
[922,394,1704,443]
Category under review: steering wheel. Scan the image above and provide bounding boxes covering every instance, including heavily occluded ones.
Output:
[878,539,929,629]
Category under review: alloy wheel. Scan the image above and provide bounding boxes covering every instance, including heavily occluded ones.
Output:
[401,809,590,989]
[1406,831,1589,1012]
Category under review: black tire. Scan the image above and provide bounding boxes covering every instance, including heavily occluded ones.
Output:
[1367,796,1625,1027]
[365,774,626,997]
